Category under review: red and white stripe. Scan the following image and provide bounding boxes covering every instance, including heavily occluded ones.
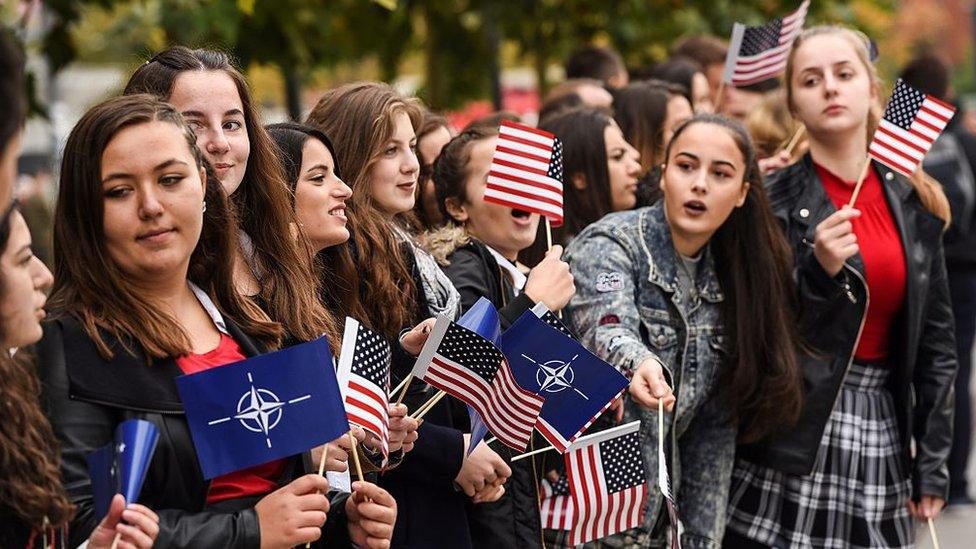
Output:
[484,121,563,225]
[566,442,645,545]
[869,96,956,177]
[536,387,626,453]
[345,379,389,456]
[540,481,574,531]
[425,355,544,451]
[723,0,809,86]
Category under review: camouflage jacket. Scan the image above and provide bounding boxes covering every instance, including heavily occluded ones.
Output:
[564,202,736,549]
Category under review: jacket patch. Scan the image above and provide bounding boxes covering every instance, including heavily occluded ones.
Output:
[599,314,621,326]
[596,272,624,292]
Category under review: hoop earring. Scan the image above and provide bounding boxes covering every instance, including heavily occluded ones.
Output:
[202,201,207,213]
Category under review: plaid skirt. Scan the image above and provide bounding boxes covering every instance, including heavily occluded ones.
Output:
[726,362,913,548]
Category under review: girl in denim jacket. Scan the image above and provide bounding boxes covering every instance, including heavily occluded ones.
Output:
[565,115,803,548]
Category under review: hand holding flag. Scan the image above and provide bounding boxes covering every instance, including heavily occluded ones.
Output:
[87,419,160,521]
[336,317,392,464]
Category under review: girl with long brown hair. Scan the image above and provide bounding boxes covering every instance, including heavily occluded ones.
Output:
[38,94,396,548]
[307,82,508,548]
[564,114,804,547]
[725,26,956,548]
[123,46,339,345]
[1,200,161,549]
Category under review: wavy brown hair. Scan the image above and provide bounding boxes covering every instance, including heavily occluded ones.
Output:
[0,204,73,529]
[785,25,951,225]
[50,94,281,358]
[306,82,423,338]
[666,115,804,442]
[124,46,338,344]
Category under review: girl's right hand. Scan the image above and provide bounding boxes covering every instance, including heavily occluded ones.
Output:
[629,358,675,411]
[813,208,861,278]
[255,474,331,549]
[88,494,159,549]
[524,245,576,311]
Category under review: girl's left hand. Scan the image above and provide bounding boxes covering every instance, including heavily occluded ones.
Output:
[88,494,160,549]
[907,495,945,520]
[400,318,436,356]
[386,403,419,454]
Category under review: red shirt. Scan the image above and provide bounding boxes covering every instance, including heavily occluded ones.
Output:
[815,162,907,361]
[176,333,287,503]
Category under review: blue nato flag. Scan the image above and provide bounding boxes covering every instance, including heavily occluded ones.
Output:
[87,419,160,520]
[176,337,348,479]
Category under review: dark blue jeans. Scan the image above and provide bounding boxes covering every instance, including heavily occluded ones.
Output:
[948,265,976,501]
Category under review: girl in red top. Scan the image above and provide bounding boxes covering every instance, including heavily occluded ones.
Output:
[725,26,957,549]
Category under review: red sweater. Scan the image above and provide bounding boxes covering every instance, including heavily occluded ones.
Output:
[815,162,906,361]
[177,333,287,503]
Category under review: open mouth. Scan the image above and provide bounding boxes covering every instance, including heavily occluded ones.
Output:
[683,200,707,214]
[328,204,347,221]
[511,209,531,219]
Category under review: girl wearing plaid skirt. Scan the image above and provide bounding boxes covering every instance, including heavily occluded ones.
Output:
[724,26,957,549]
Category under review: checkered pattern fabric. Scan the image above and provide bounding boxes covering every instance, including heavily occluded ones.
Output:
[726,362,913,548]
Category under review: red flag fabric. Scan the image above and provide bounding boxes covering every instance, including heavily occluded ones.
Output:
[336,317,391,463]
[484,120,564,226]
[722,1,809,86]
[868,78,956,177]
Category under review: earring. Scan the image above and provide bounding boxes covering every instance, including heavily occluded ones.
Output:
[202,201,207,213]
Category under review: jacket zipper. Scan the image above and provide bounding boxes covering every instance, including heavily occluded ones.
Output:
[69,392,185,415]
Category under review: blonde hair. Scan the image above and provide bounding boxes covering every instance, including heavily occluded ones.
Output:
[785,25,951,224]
[747,88,804,159]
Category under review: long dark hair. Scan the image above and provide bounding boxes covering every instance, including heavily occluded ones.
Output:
[0,29,25,161]
[50,94,281,358]
[306,82,423,339]
[611,82,669,173]
[666,114,804,442]
[0,203,74,529]
[124,46,336,344]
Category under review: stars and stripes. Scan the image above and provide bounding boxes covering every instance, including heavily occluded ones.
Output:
[540,473,574,531]
[336,317,391,462]
[722,1,809,86]
[484,120,564,226]
[868,79,956,177]
[412,315,545,451]
[565,421,647,546]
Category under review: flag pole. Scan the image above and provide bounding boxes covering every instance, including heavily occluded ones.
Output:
[110,533,121,549]
[411,390,447,419]
[349,432,365,482]
[781,125,806,157]
[394,374,413,406]
[927,517,942,549]
[714,80,726,113]
[306,441,334,549]
[511,444,555,462]
[845,157,873,208]
[544,217,554,251]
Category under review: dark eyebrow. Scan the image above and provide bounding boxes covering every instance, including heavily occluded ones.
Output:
[101,159,189,184]
[674,151,699,162]
[710,160,739,171]
[305,164,330,173]
[225,109,244,118]
[180,109,243,118]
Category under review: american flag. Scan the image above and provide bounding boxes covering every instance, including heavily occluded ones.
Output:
[531,301,576,339]
[722,1,809,86]
[484,120,564,226]
[565,421,647,546]
[868,79,956,177]
[412,315,545,451]
[336,317,391,462]
[540,473,574,531]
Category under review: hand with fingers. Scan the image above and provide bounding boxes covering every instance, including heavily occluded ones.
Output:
[385,403,419,454]
[88,494,159,549]
[813,208,861,277]
[454,434,512,497]
[399,318,436,356]
[907,495,946,520]
[255,474,331,549]
[629,357,676,412]
[524,245,576,312]
[312,427,366,473]
[471,481,506,504]
[346,481,398,549]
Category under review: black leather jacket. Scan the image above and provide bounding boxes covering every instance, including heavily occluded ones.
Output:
[36,314,353,549]
[738,155,957,500]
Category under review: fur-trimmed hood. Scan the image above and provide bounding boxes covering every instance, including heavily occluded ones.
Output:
[420,224,471,267]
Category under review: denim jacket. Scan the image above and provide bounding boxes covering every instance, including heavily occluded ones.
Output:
[564,203,736,549]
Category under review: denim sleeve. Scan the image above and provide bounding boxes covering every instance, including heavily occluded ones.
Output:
[564,224,659,375]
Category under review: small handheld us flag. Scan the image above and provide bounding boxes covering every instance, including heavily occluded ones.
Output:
[412,315,545,451]
[541,473,574,531]
[485,120,564,226]
[722,0,809,86]
[565,421,647,546]
[336,317,392,463]
[868,78,956,177]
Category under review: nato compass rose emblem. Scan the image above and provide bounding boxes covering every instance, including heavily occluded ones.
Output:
[522,353,589,400]
[206,372,312,449]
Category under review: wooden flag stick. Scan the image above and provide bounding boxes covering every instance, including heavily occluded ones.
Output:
[927,517,941,549]
[714,81,726,114]
[846,158,873,209]
[411,390,447,419]
[110,532,121,549]
[544,217,554,251]
[511,444,555,462]
[349,431,365,482]
[658,398,664,475]
[394,374,413,406]
[484,436,497,445]
[782,125,806,157]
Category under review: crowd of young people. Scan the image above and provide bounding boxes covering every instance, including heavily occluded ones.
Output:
[0,19,965,549]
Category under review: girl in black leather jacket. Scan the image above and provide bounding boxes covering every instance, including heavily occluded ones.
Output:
[725,26,957,549]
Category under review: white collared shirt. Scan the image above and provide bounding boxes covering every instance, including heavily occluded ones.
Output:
[484,245,527,295]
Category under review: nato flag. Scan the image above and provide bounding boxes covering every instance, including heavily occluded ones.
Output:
[501,310,628,452]
[87,419,160,520]
[176,337,348,479]
[458,297,502,454]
